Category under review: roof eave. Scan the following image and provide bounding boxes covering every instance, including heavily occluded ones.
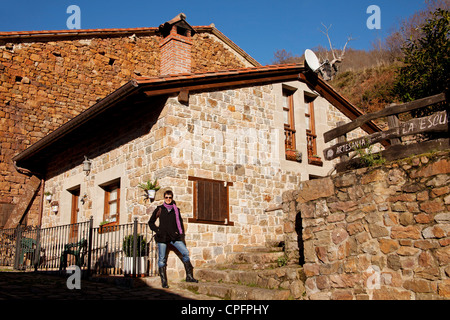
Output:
[12,65,305,168]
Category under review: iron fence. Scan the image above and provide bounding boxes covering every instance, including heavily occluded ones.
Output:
[0,217,157,277]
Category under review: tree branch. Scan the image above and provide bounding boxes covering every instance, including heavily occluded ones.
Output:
[319,23,337,61]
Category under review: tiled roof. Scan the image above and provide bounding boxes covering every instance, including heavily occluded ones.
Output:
[134,63,305,85]
[0,25,216,38]
[0,25,260,67]
[0,27,159,38]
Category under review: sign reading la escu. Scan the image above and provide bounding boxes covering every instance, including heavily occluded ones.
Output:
[325,110,448,161]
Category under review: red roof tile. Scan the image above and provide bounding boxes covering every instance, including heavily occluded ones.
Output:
[134,63,305,85]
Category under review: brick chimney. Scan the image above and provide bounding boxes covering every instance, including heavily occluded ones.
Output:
[159,13,196,75]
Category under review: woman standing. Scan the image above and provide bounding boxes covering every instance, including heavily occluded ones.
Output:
[148,190,198,288]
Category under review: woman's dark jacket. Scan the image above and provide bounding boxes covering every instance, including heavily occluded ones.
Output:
[148,204,185,243]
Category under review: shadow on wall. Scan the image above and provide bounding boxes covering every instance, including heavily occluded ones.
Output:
[295,212,305,266]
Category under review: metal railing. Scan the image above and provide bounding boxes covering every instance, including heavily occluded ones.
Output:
[0,217,157,277]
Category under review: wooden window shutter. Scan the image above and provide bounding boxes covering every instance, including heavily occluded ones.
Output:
[189,177,233,225]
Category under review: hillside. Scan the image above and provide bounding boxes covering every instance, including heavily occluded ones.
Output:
[273,48,400,119]
[329,61,401,115]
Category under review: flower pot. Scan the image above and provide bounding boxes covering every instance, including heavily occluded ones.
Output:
[99,222,119,234]
[286,150,297,161]
[123,256,148,277]
[147,189,156,199]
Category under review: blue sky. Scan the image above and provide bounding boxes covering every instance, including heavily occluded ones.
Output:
[0,0,428,65]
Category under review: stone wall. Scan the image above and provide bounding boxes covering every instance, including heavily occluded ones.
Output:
[283,150,450,300]
[0,29,252,220]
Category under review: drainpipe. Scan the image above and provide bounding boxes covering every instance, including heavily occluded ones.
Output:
[38,179,45,227]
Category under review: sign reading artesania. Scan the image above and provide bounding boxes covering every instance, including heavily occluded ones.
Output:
[324,111,448,161]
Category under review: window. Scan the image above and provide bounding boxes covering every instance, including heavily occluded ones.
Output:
[69,186,80,241]
[102,180,120,225]
[305,94,323,166]
[188,176,233,225]
[283,88,296,156]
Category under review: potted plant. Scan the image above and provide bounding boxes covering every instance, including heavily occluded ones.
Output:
[285,149,296,161]
[286,149,302,162]
[99,220,119,234]
[122,234,148,277]
[51,201,59,214]
[44,191,52,201]
[138,179,161,200]
[308,154,323,166]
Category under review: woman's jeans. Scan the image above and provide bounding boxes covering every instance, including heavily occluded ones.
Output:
[157,241,190,268]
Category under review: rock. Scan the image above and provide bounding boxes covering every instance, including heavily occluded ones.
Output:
[303,263,319,277]
[332,227,348,244]
[328,200,358,213]
[438,280,450,298]
[422,225,446,239]
[368,224,389,238]
[297,178,334,203]
[414,267,440,281]
[361,169,386,184]
[331,290,353,300]
[420,200,445,214]
[435,247,450,266]
[387,255,401,271]
[372,287,412,300]
[289,280,306,299]
[403,279,432,293]
[412,159,450,178]
[399,212,414,225]
[397,246,419,256]
[379,239,400,254]
[391,225,421,240]
[334,173,356,187]
[435,213,450,223]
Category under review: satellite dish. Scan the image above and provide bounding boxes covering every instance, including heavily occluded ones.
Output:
[304,49,321,72]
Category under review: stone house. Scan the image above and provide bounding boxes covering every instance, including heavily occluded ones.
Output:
[8,14,383,274]
[0,13,258,228]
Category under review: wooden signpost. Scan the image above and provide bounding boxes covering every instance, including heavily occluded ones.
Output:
[322,92,448,170]
[324,110,448,161]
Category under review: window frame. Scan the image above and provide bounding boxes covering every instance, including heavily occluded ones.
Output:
[283,88,296,152]
[304,93,323,166]
[188,176,234,226]
[68,186,80,241]
[102,179,121,225]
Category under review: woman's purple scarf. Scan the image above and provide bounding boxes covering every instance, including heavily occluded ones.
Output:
[163,202,183,235]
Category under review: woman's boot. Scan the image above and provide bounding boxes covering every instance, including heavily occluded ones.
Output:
[183,261,198,283]
[159,266,169,288]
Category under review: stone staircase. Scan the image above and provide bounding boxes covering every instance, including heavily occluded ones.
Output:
[177,246,306,300]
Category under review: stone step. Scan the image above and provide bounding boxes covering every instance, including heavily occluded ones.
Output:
[226,251,285,265]
[178,281,292,300]
[207,262,280,271]
[242,246,284,253]
[194,265,305,290]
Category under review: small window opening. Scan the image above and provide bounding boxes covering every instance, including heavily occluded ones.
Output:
[177,26,187,36]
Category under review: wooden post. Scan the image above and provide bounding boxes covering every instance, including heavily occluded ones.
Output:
[387,114,401,145]
[337,121,349,163]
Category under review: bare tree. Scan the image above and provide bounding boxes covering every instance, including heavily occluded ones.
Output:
[318,23,356,80]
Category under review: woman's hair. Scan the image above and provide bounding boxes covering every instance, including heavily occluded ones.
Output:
[164,190,173,198]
